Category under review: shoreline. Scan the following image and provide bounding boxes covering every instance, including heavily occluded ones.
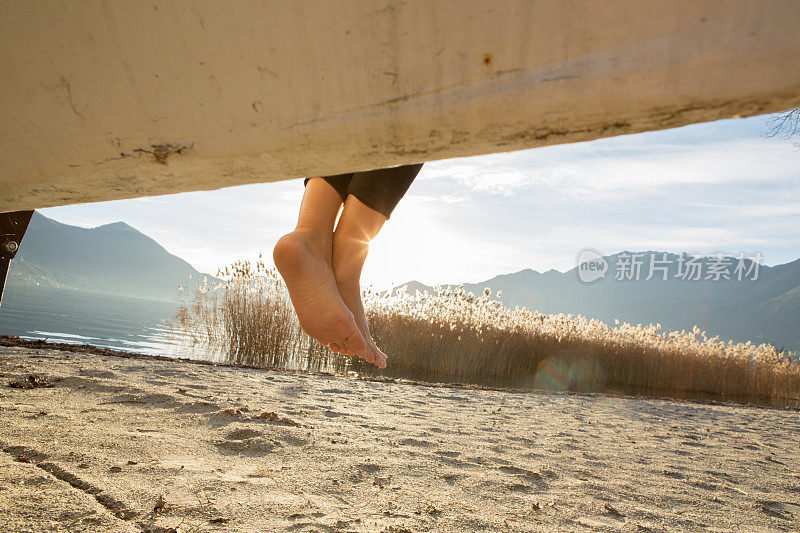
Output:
[1,334,795,413]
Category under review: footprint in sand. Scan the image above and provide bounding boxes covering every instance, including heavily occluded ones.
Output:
[355,462,382,473]
[349,462,382,483]
[213,427,277,456]
[55,376,127,394]
[202,409,246,428]
[225,428,262,440]
[506,483,534,493]
[100,391,181,408]
[213,438,278,456]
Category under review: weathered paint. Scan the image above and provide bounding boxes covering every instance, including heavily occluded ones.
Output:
[1,0,799,212]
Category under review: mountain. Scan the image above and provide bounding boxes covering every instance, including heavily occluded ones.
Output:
[10,213,798,350]
[7,211,217,301]
[395,252,800,351]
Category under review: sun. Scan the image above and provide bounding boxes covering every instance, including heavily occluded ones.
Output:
[361,198,452,290]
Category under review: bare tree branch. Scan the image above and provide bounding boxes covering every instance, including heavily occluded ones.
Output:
[763,107,800,148]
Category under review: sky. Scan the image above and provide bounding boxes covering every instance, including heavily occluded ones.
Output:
[41,113,799,290]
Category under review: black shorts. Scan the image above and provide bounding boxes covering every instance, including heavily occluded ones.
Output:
[304,163,423,218]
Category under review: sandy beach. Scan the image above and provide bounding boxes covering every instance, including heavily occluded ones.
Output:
[1,342,798,532]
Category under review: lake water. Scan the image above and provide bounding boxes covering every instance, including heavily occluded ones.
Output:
[0,285,210,359]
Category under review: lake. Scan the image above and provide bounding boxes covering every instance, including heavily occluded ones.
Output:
[0,285,211,359]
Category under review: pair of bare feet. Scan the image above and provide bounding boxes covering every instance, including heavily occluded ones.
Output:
[273,180,388,368]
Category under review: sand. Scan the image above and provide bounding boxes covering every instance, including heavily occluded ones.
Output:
[1,343,798,532]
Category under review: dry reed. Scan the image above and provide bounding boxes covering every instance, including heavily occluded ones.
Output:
[173,257,347,374]
[172,259,800,408]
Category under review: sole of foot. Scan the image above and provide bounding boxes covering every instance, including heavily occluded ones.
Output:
[273,231,378,366]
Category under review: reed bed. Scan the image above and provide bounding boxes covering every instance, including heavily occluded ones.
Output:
[174,259,347,374]
[172,259,800,408]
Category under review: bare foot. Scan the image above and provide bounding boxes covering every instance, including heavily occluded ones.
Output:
[335,276,388,369]
[273,230,377,366]
[332,236,388,368]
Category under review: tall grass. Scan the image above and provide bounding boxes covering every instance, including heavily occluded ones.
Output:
[174,258,347,374]
[359,286,800,407]
[172,260,800,408]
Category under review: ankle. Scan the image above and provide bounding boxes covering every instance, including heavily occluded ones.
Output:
[332,252,364,290]
[332,236,368,287]
[333,263,361,291]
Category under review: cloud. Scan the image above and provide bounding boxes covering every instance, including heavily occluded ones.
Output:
[425,136,798,206]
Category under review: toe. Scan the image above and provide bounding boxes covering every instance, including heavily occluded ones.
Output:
[372,346,388,368]
[370,349,386,368]
[344,330,373,365]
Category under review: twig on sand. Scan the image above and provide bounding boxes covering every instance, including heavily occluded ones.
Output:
[153,494,167,515]
[603,503,625,517]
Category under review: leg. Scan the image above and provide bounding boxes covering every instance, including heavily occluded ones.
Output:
[302,172,352,204]
[273,178,380,366]
[343,164,422,220]
[332,196,389,364]
[332,163,423,364]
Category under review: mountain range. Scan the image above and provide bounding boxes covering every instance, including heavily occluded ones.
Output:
[7,211,216,301]
[7,212,799,351]
[396,252,800,351]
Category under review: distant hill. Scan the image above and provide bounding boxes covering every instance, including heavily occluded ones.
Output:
[10,213,799,351]
[8,211,218,301]
[395,252,800,352]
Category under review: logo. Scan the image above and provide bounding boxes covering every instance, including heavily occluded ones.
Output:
[574,250,762,283]
[577,249,608,283]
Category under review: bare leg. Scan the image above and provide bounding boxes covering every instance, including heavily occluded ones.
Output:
[273,178,380,366]
[332,195,389,366]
